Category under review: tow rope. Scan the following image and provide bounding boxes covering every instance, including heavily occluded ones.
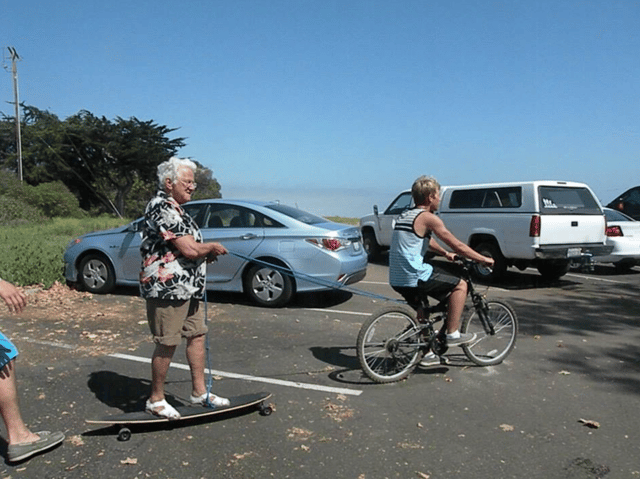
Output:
[201,249,402,407]
[226,250,403,304]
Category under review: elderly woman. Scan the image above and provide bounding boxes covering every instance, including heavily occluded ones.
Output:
[140,157,229,419]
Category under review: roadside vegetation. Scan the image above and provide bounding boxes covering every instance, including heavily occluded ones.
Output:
[325,216,359,226]
[1,170,357,288]
[1,105,357,288]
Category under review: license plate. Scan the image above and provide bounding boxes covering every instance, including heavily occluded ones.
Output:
[567,247,582,258]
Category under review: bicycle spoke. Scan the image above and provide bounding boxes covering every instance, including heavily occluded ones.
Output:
[462,301,517,366]
[357,305,423,383]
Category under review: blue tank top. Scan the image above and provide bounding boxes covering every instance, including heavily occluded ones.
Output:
[388,208,433,287]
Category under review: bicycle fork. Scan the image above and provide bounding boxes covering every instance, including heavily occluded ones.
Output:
[472,293,496,335]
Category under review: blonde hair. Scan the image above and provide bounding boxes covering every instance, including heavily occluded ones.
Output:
[157,157,197,189]
[411,176,440,205]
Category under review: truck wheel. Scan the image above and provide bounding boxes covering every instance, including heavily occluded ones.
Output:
[363,231,381,260]
[537,260,570,280]
[472,242,507,281]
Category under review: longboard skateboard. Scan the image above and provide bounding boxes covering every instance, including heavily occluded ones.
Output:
[86,391,273,441]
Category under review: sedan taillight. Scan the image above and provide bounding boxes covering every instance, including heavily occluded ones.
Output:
[306,238,347,251]
[606,225,623,237]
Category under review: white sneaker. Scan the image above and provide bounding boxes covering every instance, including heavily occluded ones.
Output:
[419,352,448,367]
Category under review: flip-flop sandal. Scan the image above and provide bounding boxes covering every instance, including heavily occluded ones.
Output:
[145,399,181,419]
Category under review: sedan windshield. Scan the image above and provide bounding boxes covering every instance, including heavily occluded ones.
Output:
[605,208,634,222]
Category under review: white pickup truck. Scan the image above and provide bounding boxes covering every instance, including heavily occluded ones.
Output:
[359,180,612,280]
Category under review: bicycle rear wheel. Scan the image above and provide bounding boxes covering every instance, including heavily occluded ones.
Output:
[357,304,423,383]
[461,300,517,366]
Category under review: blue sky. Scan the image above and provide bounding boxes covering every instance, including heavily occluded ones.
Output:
[2,1,639,217]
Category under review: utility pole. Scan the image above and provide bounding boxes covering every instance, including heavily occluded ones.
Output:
[7,46,23,182]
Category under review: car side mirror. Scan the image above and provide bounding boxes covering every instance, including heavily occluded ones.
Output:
[373,205,379,216]
[128,221,142,233]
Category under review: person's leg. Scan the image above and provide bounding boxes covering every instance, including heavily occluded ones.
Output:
[146,298,184,414]
[149,344,178,403]
[184,300,229,407]
[185,334,206,398]
[0,361,40,445]
[416,266,472,341]
[445,279,468,334]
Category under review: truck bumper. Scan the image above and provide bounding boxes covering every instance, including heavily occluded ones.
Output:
[534,244,614,260]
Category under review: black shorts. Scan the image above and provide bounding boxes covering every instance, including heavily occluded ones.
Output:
[392,265,461,309]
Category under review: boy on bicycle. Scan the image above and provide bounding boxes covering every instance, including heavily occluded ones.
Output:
[389,176,494,364]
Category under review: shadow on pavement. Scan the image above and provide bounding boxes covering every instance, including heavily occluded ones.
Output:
[87,371,151,413]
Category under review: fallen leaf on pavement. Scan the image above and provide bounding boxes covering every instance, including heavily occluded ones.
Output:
[579,418,600,429]
[68,435,85,446]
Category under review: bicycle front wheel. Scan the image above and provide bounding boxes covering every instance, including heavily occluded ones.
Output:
[461,300,517,366]
[357,304,423,383]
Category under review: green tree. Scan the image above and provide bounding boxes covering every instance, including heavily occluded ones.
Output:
[1,106,190,217]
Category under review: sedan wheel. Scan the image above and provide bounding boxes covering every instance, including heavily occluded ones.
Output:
[244,263,293,307]
[78,254,116,294]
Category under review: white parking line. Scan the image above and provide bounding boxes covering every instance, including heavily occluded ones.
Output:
[109,353,363,397]
[566,273,625,284]
[305,308,369,316]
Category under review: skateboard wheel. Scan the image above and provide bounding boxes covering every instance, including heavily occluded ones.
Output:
[258,404,273,416]
[118,427,132,442]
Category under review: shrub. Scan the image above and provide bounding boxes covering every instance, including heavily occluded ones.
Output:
[0,170,85,219]
[17,181,86,219]
[0,217,131,288]
[0,196,47,225]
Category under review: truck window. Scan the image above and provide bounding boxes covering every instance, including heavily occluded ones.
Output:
[449,187,522,209]
[384,192,413,215]
[538,187,601,215]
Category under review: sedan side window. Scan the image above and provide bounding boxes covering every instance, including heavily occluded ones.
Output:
[201,205,284,229]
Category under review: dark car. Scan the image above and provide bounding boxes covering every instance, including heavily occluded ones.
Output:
[607,186,640,220]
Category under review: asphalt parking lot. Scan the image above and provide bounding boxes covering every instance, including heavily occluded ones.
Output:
[2,260,640,478]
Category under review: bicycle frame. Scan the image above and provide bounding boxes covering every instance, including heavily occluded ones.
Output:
[357,257,518,383]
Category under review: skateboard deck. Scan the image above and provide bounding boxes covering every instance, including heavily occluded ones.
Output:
[86,392,272,441]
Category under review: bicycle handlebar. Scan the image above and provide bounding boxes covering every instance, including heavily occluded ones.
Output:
[452,255,493,274]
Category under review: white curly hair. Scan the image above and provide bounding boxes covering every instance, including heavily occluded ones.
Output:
[157,157,197,189]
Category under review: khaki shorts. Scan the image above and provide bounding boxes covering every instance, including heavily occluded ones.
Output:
[146,298,208,346]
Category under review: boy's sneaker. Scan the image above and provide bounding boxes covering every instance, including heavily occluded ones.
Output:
[447,332,476,347]
[419,352,448,367]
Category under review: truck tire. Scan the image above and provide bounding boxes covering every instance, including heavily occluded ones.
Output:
[472,242,507,281]
[363,231,381,260]
[537,260,570,280]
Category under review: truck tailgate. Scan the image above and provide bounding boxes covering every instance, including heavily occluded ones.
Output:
[539,215,605,245]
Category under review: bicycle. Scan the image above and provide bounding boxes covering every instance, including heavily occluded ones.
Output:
[356,257,518,383]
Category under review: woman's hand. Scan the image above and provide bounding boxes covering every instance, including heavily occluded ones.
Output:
[0,279,27,314]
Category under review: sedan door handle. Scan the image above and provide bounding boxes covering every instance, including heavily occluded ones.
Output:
[240,233,258,240]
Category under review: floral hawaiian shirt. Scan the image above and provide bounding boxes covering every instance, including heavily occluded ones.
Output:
[140,190,206,300]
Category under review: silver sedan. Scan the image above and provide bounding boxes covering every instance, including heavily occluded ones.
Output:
[64,199,368,307]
